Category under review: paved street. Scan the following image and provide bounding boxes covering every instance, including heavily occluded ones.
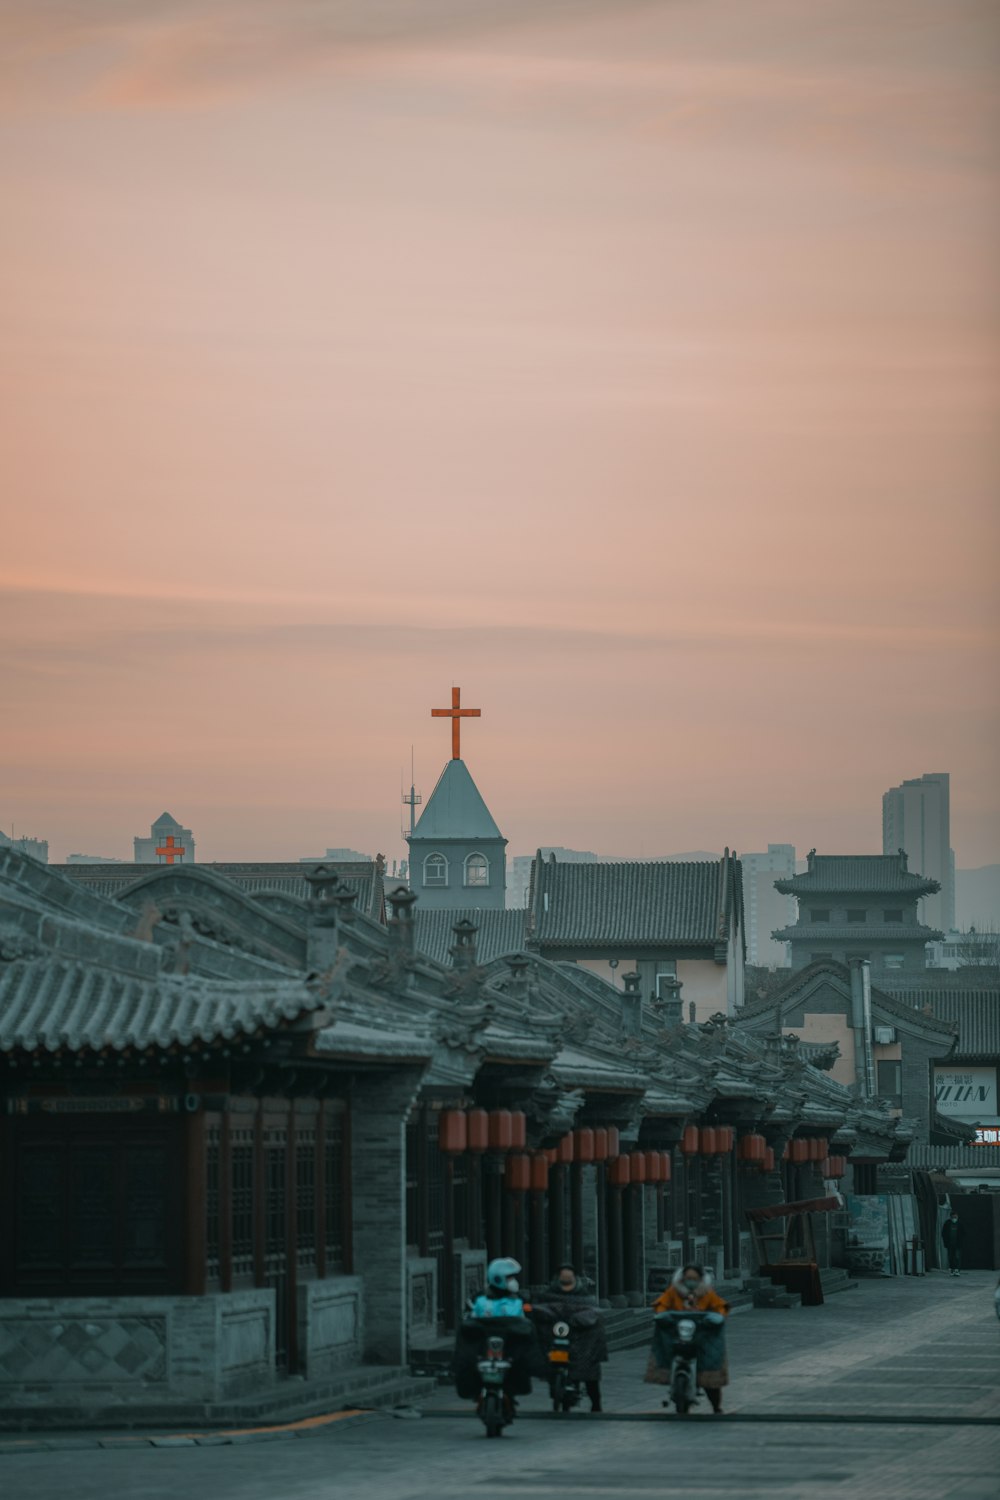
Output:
[2,1272,997,1500]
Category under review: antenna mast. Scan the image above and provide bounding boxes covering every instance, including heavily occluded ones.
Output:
[401,746,422,839]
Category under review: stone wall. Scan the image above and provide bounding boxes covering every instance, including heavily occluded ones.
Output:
[0,1290,274,1408]
[297,1276,364,1379]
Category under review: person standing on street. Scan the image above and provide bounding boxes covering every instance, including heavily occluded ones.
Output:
[941,1209,965,1276]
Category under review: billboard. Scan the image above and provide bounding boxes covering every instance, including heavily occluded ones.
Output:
[934,1065,998,1122]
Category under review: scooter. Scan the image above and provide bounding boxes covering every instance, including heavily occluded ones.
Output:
[476,1333,513,1437]
[653,1310,717,1416]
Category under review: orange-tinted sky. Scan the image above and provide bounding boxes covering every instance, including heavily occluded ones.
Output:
[2,1,998,868]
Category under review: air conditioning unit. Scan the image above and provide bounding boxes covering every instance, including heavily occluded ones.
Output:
[873,1026,896,1045]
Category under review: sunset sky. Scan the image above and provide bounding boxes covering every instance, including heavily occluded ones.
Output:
[2,1,998,869]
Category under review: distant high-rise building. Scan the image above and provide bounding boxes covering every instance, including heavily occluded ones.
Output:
[882,773,954,931]
[0,831,48,864]
[741,845,796,967]
[134,812,195,865]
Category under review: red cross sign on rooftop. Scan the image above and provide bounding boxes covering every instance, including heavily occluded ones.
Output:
[155,835,186,865]
[431,686,481,760]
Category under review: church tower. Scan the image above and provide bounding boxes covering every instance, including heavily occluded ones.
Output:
[406,688,507,910]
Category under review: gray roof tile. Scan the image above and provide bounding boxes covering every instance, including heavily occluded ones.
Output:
[0,957,317,1054]
[890,987,1000,1060]
[529,855,739,947]
[775,853,938,896]
[413,909,528,966]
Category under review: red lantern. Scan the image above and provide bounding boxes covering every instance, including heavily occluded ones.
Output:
[660,1151,672,1183]
[809,1139,824,1162]
[505,1153,530,1191]
[557,1134,574,1165]
[467,1108,489,1154]
[680,1125,700,1155]
[699,1128,718,1155]
[715,1126,735,1154]
[489,1110,512,1151]
[646,1152,661,1184]
[510,1111,527,1150]
[439,1110,467,1153]
[629,1150,647,1184]
[763,1147,775,1172]
[790,1139,809,1164]
[545,1147,558,1165]
[782,1142,791,1161]
[593,1128,609,1162]
[828,1155,845,1179]
[606,1126,620,1157]
[530,1154,549,1192]
[574,1128,595,1163]
[739,1133,765,1163]
[608,1155,631,1187]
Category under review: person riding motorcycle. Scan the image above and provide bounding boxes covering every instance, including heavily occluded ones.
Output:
[470,1258,528,1318]
[533,1263,608,1412]
[455,1258,536,1414]
[647,1264,730,1413]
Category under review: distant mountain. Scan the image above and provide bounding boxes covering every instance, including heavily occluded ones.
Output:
[955,866,1000,930]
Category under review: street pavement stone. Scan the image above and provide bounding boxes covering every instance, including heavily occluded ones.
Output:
[0,1270,996,1499]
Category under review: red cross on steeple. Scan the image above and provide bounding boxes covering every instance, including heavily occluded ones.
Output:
[431,686,481,760]
[155,835,186,865]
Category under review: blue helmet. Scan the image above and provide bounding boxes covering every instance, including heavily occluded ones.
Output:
[486,1257,521,1291]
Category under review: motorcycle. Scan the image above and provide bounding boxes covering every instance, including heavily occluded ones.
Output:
[476,1332,513,1438]
[531,1305,586,1413]
[653,1310,720,1416]
[545,1318,581,1413]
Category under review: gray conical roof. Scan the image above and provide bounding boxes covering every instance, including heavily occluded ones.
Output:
[409,760,504,842]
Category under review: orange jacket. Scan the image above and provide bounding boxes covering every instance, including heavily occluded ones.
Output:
[653,1284,729,1316]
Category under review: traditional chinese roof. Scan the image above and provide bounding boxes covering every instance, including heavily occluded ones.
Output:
[736,960,958,1047]
[772,923,943,944]
[408,759,505,843]
[774,851,939,898]
[414,908,528,966]
[54,860,386,924]
[889,986,1000,1061]
[527,852,742,951]
[0,956,321,1054]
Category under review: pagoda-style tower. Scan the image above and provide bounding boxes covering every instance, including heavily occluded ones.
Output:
[406,688,507,910]
[772,850,942,981]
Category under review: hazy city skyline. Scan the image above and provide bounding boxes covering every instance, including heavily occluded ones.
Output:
[2,2,998,868]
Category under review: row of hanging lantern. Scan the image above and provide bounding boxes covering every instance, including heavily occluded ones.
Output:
[437,1112,627,1162]
[783,1136,830,1165]
[438,1108,527,1154]
[822,1155,847,1179]
[507,1147,674,1193]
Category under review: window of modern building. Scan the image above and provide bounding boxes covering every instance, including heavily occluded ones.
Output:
[883,910,903,923]
[883,954,905,970]
[423,853,448,887]
[811,909,831,923]
[464,853,489,888]
[876,1059,902,1107]
[847,909,866,924]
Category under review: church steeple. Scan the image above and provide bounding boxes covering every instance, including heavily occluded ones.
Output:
[406,687,507,909]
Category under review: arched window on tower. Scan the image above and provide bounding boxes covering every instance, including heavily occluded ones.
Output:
[423,853,448,888]
[464,852,489,888]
